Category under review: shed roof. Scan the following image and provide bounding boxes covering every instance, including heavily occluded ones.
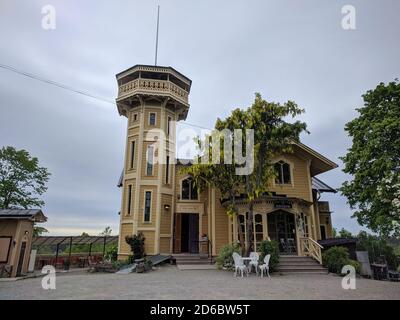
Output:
[0,209,47,222]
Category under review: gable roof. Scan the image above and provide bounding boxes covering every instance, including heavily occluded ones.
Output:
[292,142,338,176]
[0,209,47,222]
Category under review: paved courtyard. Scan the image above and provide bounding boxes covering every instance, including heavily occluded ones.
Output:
[0,264,399,300]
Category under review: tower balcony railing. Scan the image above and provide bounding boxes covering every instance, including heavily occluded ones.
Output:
[118,78,189,105]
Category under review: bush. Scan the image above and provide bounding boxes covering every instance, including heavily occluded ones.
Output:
[323,246,351,274]
[125,232,146,260]
[347,259,361,275]
[216,244,240,270]
[258,240,280,272]
[104,244,118,262]
[356,231,398,269]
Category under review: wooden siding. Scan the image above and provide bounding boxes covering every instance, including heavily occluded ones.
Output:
[119,223,133,255]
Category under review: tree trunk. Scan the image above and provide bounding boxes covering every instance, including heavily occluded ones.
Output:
[245,201,254,256]
[236,214,245,256]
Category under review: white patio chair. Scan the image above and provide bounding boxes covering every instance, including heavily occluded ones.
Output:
[259,254,271,278]
[248,252,259,275]
[232,252,248,278]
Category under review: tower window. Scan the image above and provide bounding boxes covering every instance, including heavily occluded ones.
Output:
[146,145,154,175]
[133,113,138,122]
[167,116,172,136]
[181,178,198,200]
[274,160,291,184]
[130,140,135,169]
[127,185,132,215]
[149,112,156,126]
[165,156,170,184]
[144,191,152,222]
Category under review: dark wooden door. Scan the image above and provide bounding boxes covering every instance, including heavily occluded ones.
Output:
[189,214,199,254]
[16,242,26,277]
[173,213,182,253]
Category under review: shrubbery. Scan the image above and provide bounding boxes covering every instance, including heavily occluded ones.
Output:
[104,244,118,262]
[125,232,146,260]
[216,244,240,270]
[323,246,361,275]
[258,240,280,272]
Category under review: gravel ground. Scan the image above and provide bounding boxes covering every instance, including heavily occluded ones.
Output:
[0,264,399,300]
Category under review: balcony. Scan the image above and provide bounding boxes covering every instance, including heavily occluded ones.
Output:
[117,78,189,106]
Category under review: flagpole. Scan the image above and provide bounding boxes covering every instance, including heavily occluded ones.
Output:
[155,5,160,66]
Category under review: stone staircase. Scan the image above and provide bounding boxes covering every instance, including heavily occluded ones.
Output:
[172,253,214,266]
[277,255,328,274]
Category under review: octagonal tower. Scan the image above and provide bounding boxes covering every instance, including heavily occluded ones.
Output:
[116,65,192,257]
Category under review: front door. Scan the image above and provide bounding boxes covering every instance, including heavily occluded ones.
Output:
[267,210,297,254]
[16,242,26,277]
[180,213,199,253]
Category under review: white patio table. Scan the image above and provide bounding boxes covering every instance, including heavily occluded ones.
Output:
[241,257,253,274]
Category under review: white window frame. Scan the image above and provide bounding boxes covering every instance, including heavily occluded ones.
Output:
[146,145,154,176]
[149,112,157,126]
[143,190,152,223]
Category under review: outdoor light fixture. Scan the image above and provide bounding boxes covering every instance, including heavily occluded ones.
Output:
[164,204,170,211]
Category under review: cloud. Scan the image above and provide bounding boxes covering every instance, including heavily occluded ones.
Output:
[1,0,399,236]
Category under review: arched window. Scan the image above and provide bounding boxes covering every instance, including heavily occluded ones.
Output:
[274,160,291,184]
[181,178,198,200]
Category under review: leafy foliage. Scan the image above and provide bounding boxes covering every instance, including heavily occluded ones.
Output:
[356,231,398,269]
[183,93,307,255]
[348,259,361,274]
[322,246,351,274]
[336,228,353,238]
[216,243,240,270]
[340,80,400,236]
[99,226,112,236]
[0,146,50,209]
[125,232,146,260]
[258,240,280,272]
[104,244,118,262]
[33,226,48,237]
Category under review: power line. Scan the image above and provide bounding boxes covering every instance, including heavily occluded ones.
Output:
[0,62,212,130]
[0,63,114,105]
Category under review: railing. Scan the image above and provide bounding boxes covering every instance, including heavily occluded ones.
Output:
[191,239,213,264]
[118,79,189,104]
[299,237,323,265]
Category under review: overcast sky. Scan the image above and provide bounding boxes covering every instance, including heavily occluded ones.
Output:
[0,0,399,235]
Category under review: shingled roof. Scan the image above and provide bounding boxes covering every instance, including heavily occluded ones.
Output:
[0,209,47,222]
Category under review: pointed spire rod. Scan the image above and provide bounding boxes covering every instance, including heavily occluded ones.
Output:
[154,5,160,66]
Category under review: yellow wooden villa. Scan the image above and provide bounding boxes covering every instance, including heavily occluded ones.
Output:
[115,65,338,266]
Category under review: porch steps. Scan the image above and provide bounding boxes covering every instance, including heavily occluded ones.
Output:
[172,254,214,266]
[277,256,328,274]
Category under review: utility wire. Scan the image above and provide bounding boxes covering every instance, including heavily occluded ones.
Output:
[0,63,114,104]
[0,62,212,130]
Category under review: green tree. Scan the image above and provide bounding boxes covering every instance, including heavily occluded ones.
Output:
[99,226,112,236]
[184,93,307,255]
[33,226,49,237]
[0,146,50,209]
[337,228,353,238]
[340,80,400,237]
